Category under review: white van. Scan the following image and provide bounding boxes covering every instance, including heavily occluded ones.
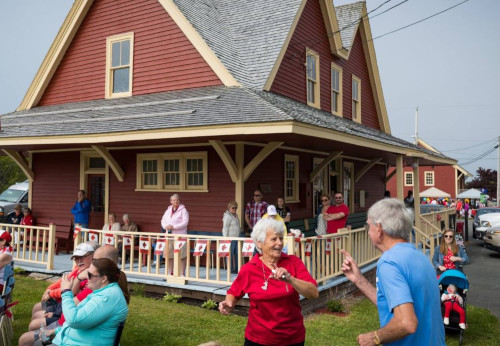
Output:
[0,180,29,223]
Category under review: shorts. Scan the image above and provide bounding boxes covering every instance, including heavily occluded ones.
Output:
[167,238,187,259]
[33,321,61,345]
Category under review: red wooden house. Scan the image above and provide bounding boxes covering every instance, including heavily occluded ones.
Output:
[386,139,471,201]
[0,0,456,233]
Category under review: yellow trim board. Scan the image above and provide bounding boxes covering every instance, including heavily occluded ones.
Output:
[18,0,95,111]
[2,149,35,181]
[157,0,239,87]
[319,0,348,59]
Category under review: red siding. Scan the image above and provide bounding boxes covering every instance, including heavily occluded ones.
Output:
[353,161,386,211]
[270,0,381,130]
[39,0,222,106]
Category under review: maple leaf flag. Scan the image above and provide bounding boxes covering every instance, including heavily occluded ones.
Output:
[218,240,231,257]
[242,240,255,257]
[104,234,115,246]
[89,231,99,243]
[139,237,150,254]
[193,240,207,256]
[305,240,312,256]
[325,239,332,255]
[174,238,187,253]
[73,226,81,239]
[155,238,166,255]
[122,236,131,249]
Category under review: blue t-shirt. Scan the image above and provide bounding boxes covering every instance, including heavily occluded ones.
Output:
[377,243,445,346]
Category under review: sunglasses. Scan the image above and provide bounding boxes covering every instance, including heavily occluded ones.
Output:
[88,272,101,280]
[321,199,329,202]
[444,235,454,239]
[230,207,238,209]
[334,197,343,199]
[253,194,262,197]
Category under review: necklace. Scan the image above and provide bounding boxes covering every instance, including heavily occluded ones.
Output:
[261,262,270,290]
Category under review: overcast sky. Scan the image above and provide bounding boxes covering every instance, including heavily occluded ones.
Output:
[0,0,499,179]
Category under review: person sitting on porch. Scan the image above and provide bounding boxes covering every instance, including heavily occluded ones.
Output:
[432,229,469,275]
[29,242,98,331]
[0,230,13,292]
[119,214,138,259]
[41,258,129,346]
[20,207,35,237]
[219,218,318,346]
[102,213,121,232]
[7,203,24,225]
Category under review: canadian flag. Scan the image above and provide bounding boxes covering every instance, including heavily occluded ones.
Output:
[73,226,81,239]
[242,240,255,257]
[88,231,99,243]
[305,240,312,256]
[122,236,131,249]
[325,239,332,255]
[218,240,231,257]
[193,240,207,256]
[174,238,187,253]
[155,238,166,255]
[104,234,115,246]
[139,237,150,254]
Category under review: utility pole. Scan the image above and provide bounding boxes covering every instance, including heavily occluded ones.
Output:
[412,107,419,144]
[497,136,500,206]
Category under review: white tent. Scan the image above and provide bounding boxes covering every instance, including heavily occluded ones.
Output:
[419,187,451,198]
[457,188,488,199]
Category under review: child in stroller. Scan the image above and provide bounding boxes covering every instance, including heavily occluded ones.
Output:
[441,283,466,329]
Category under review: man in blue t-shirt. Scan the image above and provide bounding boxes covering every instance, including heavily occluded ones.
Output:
[341,198,445,345]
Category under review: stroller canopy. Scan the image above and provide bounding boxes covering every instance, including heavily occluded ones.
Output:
[438,269,469,290]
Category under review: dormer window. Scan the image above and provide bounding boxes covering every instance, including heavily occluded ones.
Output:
[106,32,134,98]
[306,49,320,109]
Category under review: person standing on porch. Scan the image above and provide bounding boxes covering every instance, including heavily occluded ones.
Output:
[244,189,268,235]
[71,190,91,229]
[341,198,445,345]
[323,193,349,234]
[161,194,189,275]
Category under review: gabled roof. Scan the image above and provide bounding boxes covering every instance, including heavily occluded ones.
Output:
[335,1,365,50]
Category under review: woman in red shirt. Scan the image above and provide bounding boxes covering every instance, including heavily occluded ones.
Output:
[432,229,469,275]
[219,218,318,346]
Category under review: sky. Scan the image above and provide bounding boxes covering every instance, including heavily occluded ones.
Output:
[0,0,499,180]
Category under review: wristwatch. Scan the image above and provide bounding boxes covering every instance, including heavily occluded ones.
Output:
[373,330,381,345]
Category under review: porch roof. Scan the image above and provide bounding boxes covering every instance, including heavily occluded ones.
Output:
[0,86,454,165]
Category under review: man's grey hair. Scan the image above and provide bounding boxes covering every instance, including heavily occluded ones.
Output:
[367,198,414,241]
[251,218,285,254]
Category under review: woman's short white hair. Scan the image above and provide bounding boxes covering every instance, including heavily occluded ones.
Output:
[170,193,180,201]
[251,218,285,254]
[368,198,414,241]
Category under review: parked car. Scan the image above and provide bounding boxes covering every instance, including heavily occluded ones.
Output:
[0,180,29,223]
[473,207,500,238]
[474,212,500,240]
[483,225,500,254]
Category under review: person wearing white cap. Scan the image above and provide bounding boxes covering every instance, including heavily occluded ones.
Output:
[0,230,13,292]
[262,205,287,235]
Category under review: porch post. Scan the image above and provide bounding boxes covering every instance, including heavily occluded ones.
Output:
[235,143,245,229]
[396,155,404,200]
[413,158,421,230]
[47,223,56,270]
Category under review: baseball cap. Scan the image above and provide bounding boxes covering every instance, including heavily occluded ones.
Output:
[0,230,12,243]
[71,243,95,259]
[267,205,277,216]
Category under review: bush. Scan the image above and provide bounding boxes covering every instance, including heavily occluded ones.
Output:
[327,299,344,313]
[163,292,182,303]
[130,283,145,297]
[201,299,218,310]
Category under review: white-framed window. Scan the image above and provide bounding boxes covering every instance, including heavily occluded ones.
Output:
[137,152,208,191]
[352,75,361,123]
[425,171,434,186]
[284,155,299,202]
[306,49,320,109]
[404,172,414,186]
[331,63,342,116]
[106,32,134,98]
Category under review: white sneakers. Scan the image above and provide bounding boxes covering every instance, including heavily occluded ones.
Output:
[459,323,466,329]
[443,317,449,325]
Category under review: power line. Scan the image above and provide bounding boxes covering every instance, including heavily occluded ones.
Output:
[459,145,498,166]
[369,0,471,41]
[441,138,498,153]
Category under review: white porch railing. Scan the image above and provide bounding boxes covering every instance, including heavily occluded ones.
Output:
[1,223,55,270]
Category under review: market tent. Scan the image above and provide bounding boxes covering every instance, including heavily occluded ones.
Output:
[419,187,451,198]
[457,188,488,199]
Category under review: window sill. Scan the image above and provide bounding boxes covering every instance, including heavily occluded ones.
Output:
[135,188,209,193]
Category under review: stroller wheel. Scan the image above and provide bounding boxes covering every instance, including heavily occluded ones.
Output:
[459,328,464,346]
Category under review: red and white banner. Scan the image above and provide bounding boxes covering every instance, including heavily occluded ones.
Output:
[193,240,207,256]
[139,237,150,254]
[104,233,115,246]
[73,226,82,239]
[174,238,186,253]
[155,238,166,255]
[325,239,332,255]
[242,240,255,257]
[218,240,231,257]
[88,231,99,243]
[122,236,131,249]
[304,239,312,256]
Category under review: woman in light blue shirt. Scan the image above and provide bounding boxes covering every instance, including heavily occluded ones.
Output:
[47,258,129,345]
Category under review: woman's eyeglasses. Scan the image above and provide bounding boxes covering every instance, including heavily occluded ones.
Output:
[88,272,101,280]
[444,235,454,239]
[321,199,329,202]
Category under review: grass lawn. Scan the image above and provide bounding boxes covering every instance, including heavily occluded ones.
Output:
[11,274,500,345]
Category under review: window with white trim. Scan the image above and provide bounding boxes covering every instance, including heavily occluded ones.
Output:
[284,155,299,202]
[352,75,361,123]
[404,172,413,186]
[137,152,207,191]
[106,32,134,98]
[331,63,342,116]
[425,171,434,186]
[306,49,320,108]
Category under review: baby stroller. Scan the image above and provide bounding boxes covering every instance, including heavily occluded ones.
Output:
[438,269,469,346]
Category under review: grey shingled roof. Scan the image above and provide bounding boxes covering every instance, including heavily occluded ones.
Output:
[0,85,451,161]
[335,1,365,50]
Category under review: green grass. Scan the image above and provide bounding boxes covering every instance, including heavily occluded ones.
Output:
[11,274,500,345]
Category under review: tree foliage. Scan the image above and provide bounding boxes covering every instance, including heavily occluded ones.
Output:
[0,156,27,192]
[466,167,497,199]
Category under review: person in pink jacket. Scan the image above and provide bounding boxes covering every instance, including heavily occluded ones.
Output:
[161,194,189,275]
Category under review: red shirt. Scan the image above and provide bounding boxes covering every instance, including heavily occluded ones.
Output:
[326,204,349,234]
[443,248,456,270]
[228,253,317,345]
